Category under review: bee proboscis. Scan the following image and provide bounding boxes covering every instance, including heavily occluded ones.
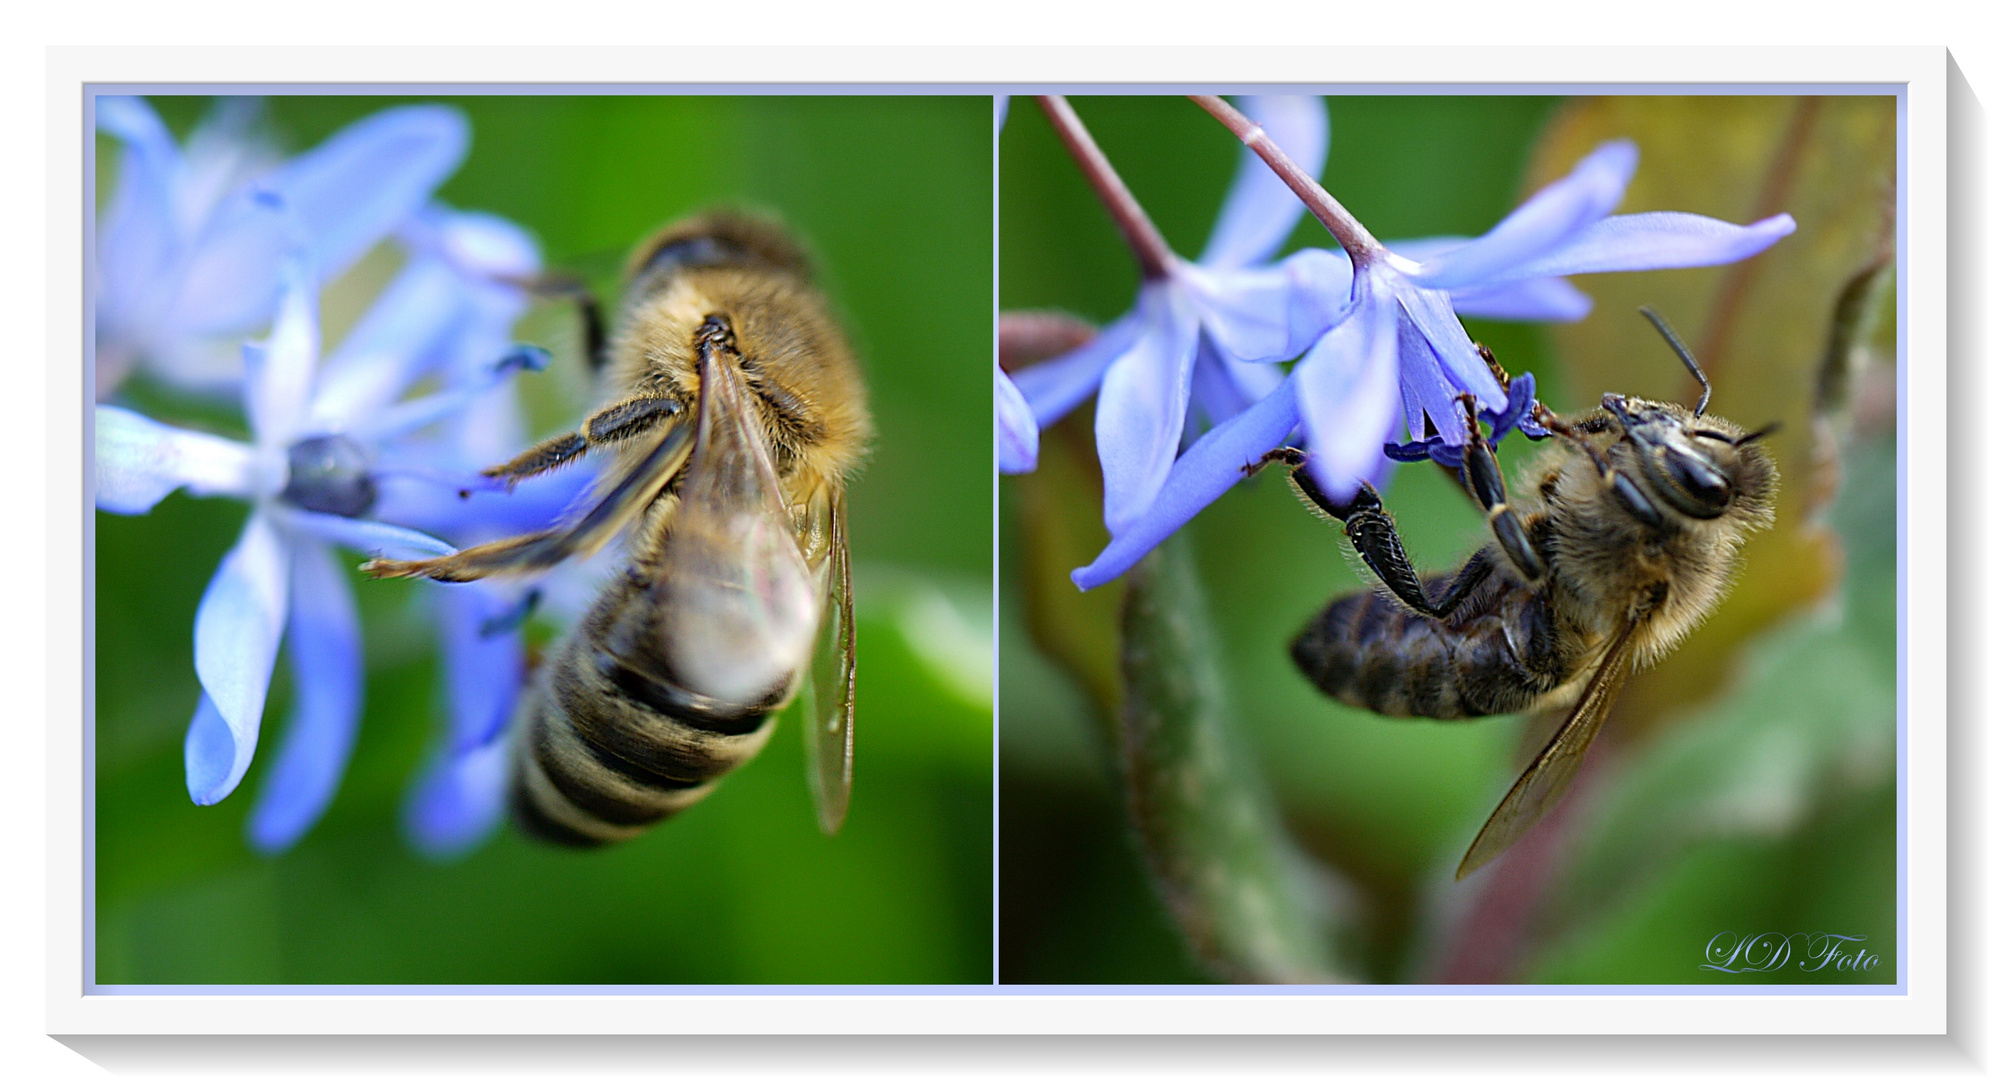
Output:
[1275,309,1778,879]
[366,212,871,845]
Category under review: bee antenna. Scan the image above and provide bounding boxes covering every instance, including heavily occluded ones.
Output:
[1734,421,1782,446]
[1639,306,1711,418]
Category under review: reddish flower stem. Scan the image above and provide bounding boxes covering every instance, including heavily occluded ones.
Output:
[1036,96,1176,281]
[1189,94,1385,265]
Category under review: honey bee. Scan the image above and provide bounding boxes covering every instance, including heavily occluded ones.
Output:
[1271,309,1778,879]
[366,212,871,846]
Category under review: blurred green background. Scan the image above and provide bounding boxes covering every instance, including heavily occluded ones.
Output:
[999,96,1897,984]
[93,95,993,985]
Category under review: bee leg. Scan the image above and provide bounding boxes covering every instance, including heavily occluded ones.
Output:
[1475,341,1512,390]
[583,396,686,446]
[1529,399,1667,531]
[365,532,568,583]
[481,396,686,489]
[578,292,607,372]
[365,412,696,582]
[481,432,590,490]
[1458,394,1549,582]
[1245,445,1307,479]
[527,272,609,371]
[1334,481,1496,618]
[1266,448,1490,619]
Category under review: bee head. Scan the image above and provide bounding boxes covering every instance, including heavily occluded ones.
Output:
[1603,395,1777,521]
[1585,307,1779,523]
[627,211,814,284]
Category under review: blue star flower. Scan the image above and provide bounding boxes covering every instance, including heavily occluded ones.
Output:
[1070,138,1795,590]
[1008,96,1334,534]
[95,208,579,855]
[94,96,467,395]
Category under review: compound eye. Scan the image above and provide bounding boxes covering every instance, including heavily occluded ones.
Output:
[637,235,740,277]
[1662,445,1731,516]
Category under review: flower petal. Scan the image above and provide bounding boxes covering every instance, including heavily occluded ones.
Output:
[1189,337,1285,429]
[246,537,363,854]
[1198,95,1328,270]
[1394,318,1467,448]
[1486,211,1798,282]
[174,105,469,336]
[1279,247,1358,344]
[1382,235,1467,263]
[312,207,542,433]
[1397,284,1506,407]
[407,555,534,861]
[176,98,273,234]
[271,505,458,560]
[356,346,548,445]
[404,204,542,281]
[133,338,249,392]
[94,97,182,339]
[1408,140,1637,290]
[279,106,470,278]
[309,258,471,431]
[190,511,290,804]
[1095,284,1200,533]
[1011,307,1145,429]
[1073,374,1299,591]
[1296,290,1401,501]
[95,95,177,163]
[94,405,254,513]
[185,695,245,806]
[1180,261,1305,363]
[402,734,511,860]
[243,261,319,448]
[1485,371,1538,444]
[1449,276,1594,322]
[997,367,1040,474]
[440,584,530,751]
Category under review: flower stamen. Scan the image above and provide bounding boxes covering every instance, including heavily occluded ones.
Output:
[280,434,377,518]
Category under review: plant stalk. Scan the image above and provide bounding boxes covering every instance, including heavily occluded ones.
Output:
[1037,95,1177,281]
[1189,94,1385,265]
[1118,531,1346,983]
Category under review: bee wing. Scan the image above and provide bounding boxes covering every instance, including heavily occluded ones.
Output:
[801,490,856,835]
[1454,612,1642,881]
[363,418,694,582]
[645,323,822,708]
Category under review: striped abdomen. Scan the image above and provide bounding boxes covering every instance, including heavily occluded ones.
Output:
[1289,558,1572,719]
[511,575,793,847]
